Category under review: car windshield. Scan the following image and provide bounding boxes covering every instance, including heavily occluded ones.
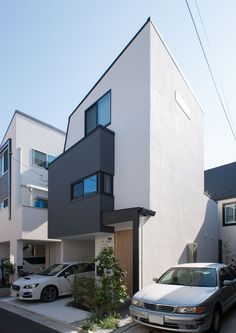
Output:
[37,264,69,276]
[158,267,217,287]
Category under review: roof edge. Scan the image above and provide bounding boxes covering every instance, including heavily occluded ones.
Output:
[1,110,65,147]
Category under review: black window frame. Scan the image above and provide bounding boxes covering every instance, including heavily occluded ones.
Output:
[101,172,113,195]
[71,173,98,201]
[71,172,113,202]
[85,90,111,136]
[223,202,236,226]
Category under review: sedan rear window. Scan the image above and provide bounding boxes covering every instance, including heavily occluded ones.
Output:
[158,267,217,287]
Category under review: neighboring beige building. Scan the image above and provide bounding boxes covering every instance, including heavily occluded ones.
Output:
[0,111,65,279]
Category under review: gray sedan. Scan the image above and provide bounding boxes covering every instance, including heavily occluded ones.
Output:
[130,263,236,333]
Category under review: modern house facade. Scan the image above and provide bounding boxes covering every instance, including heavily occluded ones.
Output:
[205,162,236,265]
[49,18,218,295]
[0,111,65,279]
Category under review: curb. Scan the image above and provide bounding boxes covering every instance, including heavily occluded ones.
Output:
[0,299,80,333]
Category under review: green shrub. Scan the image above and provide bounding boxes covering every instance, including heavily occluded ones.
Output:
[94,248,127,316]
[81,318,97,332]
[98,314,119,329]
[71,274,97,310]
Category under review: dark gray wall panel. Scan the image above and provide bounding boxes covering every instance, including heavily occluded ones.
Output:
[48,126,114,238]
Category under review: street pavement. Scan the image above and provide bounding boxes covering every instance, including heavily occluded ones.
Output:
[0,307,59,333]
[0,295,236,333]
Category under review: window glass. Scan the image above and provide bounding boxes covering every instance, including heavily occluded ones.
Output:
[224,204,236,224]
[3,150,8,173]
[85,104,97,135]
[72,182,83,200]
[103,173,112,194]
[0,198,8,209]
[47,155,55,166]
[34,150,46,168]
[84,174,97,195]
[34,197,48,209]
[98,92,111,126]
[0,150,8,175]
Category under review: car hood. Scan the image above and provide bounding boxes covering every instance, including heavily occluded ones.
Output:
[12,274,52,286]
[134,283,217,306]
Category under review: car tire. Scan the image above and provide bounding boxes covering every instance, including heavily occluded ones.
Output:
[40,285,58,303]
[210,307,222,333]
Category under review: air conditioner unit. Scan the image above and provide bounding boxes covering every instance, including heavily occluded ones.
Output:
[187,243,197,263]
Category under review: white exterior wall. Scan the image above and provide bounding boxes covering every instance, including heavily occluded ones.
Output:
[141,24,218,285]
[218,198,236,263]
[62,240,95,261]
[66,24,151,209]
[0,113,65,275]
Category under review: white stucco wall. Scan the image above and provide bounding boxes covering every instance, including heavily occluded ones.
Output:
[95,234,114,257]
[62,240,95,261]
[141,23,218,285]
[65,23,151,209]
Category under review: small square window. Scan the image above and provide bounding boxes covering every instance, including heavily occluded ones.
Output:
[223,203,236,225]
[33,150,47,168]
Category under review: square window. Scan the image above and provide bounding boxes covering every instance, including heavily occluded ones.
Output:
[33,150,47,168]
[223,203,236,225]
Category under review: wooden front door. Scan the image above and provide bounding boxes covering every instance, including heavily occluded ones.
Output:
[114,229,133,296]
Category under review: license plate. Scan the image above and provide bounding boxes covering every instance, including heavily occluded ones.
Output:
[149,314,164,325]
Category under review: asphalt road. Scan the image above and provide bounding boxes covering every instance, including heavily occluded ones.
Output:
[0,307,59,333]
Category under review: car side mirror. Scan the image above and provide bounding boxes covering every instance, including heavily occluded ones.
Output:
[152,277,158,283]
[223,280,233,287]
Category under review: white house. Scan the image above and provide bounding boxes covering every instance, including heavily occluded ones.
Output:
[0,111,65,279]
[48,18,218,295]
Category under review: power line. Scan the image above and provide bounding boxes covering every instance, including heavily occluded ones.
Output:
[194,0,236,130]
[11,155,47,178]
[185,0,236,142]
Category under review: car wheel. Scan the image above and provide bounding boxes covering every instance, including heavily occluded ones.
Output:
[210,308,222,333]
[40,285,58,303]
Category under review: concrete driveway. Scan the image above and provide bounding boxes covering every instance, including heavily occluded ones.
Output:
[121,307,236,333]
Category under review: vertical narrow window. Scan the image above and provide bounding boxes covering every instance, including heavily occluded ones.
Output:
[72,182,83,200]
[98,92,111,127]
[85,104,97,136]
[102,173,112,194]
[85,91,111,136]
[0,149,8,176]
[84,174,97,195]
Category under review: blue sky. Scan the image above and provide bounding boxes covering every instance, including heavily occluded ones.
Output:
[1,0,236,169]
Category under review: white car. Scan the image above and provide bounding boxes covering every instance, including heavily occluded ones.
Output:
[11,261,94,302]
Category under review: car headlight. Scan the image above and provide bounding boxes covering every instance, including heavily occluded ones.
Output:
[131,299,144,308]
[176,306,205,314]
[24,283,39,289]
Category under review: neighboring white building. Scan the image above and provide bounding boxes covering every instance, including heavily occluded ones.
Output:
[205,162,236,266]
[49,18,218,295]
[0,111,65,279]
